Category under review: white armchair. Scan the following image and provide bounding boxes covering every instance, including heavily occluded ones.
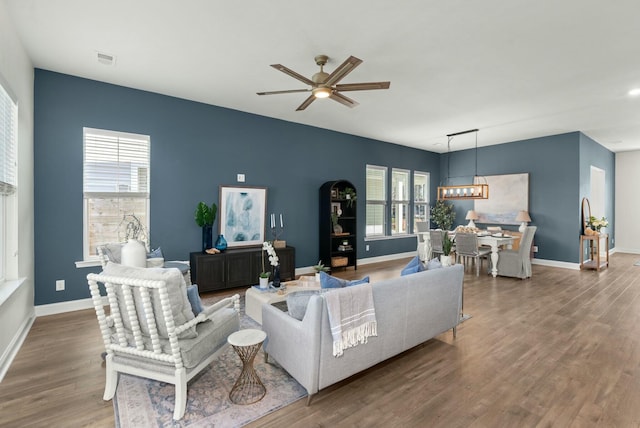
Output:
[87,262,240,420]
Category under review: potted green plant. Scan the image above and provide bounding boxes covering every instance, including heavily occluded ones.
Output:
[195,202,217,253]
[341,187,357,208]
[441,232,453,267]
[431,200,456,231]
[313,260,331,280]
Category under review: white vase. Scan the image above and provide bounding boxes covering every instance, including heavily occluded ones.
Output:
[259,277,269,289]
[121,239,147,267]
[315,272,321,281]
[440,255,452,267]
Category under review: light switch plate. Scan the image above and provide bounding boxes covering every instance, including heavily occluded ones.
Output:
[237,173,245,182]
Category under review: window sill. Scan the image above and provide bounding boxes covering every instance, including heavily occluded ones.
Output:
[0,277,27,307]
[365,234,416,241]
[75,260,101,268]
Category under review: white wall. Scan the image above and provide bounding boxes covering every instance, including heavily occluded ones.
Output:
[0,2,35,380]
[615,151,640,253]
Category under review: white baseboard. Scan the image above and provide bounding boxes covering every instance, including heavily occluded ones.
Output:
[357,252,416,265]
[531,258,580,270]
[0,313,35,382]
[35,297,96,317]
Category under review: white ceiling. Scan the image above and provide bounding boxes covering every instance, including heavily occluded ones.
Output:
[5,0,640,153]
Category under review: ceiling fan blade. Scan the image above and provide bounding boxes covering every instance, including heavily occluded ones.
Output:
[325,56,363,86]
[335,81,390,92]
[296,95,316,111]
[329,92,359,108]
[270,64,315,86]
[257,89,311,96]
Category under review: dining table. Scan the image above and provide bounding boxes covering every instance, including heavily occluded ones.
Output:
[476,234,515,277]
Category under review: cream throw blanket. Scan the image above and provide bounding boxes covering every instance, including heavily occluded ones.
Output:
[325,284,378,357]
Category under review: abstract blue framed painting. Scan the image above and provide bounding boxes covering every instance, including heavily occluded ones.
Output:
[219,185,267,248]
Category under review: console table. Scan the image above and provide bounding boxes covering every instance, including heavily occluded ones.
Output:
[579,234,608,271]
[190,246,295,292]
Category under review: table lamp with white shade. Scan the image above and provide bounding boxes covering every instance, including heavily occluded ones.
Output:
[516,210,531,233]
[465,210,479,228]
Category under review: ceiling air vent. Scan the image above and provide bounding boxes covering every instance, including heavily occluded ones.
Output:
[96,51,116,66]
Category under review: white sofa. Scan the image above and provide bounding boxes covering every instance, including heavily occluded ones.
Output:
[261,264,464,403]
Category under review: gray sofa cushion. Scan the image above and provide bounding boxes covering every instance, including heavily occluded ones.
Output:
[287,290,321,320]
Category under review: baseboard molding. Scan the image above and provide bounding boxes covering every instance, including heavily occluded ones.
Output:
[35,297,96,317]
[0,313,35,382]
[612,247,639,254]
[531,258,580,270]
[358,252,416,266]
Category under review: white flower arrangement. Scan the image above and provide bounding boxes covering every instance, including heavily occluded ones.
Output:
[588,215,609,231]
[260,241,279,278]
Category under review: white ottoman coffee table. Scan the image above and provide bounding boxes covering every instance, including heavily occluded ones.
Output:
[245,279,320,324]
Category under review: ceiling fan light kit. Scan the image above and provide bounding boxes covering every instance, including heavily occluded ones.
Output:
[257,54,390,110]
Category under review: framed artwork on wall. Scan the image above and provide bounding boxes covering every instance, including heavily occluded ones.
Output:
[474,173,529,224]
[219,185,267,248]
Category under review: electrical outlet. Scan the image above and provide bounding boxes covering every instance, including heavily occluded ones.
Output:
[533,246,539,253]
[366,244,370,251]
[56,279,65,291]
[237,173,245,183]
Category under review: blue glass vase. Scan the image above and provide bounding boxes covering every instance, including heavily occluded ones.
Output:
[202,225,213,253]
[215,234,227,252]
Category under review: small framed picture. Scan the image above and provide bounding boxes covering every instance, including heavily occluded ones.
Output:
[330,189,338,199]
[331,202,341,215]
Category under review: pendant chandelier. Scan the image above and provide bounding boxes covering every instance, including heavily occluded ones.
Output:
[437,128,489,200]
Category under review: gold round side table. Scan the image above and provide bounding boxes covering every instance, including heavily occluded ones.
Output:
[227,329,267,404]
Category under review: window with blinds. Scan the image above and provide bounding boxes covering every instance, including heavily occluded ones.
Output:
[413,171,430,231]
[0,76,17,281]
[391,168,410,235]
[83,128,150,260]
[366,165,387,236]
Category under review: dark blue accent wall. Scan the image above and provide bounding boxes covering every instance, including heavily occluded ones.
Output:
[440,132,614,263]
[34,69,439,305]
[579,132,615,241]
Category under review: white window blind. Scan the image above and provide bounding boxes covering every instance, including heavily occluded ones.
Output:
[0,82,17,196]
[83,128,150,259]
[366,165,387,236]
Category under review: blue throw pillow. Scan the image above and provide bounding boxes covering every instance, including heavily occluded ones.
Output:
[401,255,424,276]
[186,284,204,315]
[147,247,163,258]
[319,271,370,289]
[426,258,443,270]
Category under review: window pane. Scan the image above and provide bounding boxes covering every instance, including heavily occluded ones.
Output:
[414,172,429,203]
[83,128,150,260]
[86,196,149,257]
[366,203,385,236]
[392,169,409,201]
[414,171,430,231]
[391,202,409,234]
[366,165,386,201]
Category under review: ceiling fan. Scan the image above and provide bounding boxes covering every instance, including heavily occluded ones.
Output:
[257,54,390,111]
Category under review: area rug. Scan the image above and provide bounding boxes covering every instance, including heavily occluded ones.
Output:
[113,300,307,427]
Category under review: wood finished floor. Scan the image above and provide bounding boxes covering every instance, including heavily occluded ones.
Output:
[3,253,640,427]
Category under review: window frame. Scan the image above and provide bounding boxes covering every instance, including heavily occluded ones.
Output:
[82,127,151,261]
[0,75,18,281]
[365,164,387,237]
[391,168,410,235]
[413,171,430,231]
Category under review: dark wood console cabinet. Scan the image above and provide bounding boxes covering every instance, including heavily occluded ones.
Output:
[190,246,295,292]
